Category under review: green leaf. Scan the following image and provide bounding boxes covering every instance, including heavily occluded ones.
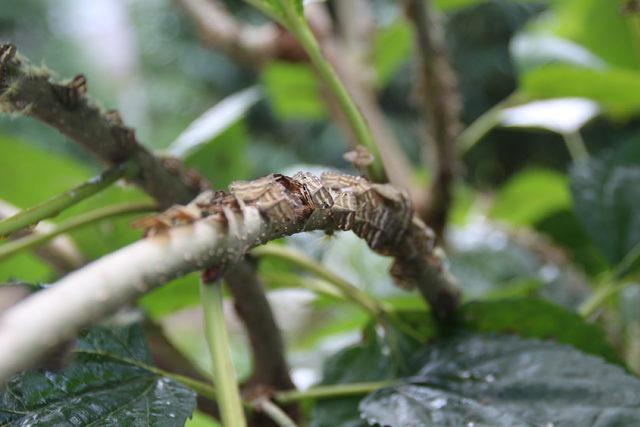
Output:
[372,21,412,87]
[552,0,640,70]
[261,62,325,119]
[570,139,640,265]
[0,135,150,266]
[138,273,201,319]
[449,225,589,308]
[0,324,197,426]
[308,323,420,427]
[490,169,570,226]
[183,121,251,188]
[533,209,609,277]
[360,334,640,427]
[522,65,640,114]
[460,298,621,364]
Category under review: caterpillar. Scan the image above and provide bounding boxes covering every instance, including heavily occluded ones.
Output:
[132,171,417,254]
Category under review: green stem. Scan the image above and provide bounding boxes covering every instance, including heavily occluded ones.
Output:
[200,280,246,427]
[253,399,298,427]
[579,241,640,317]
[0,201,157,262]
[457,92,525,154]
[276,1,386,182]
[0,162,137,238]
[562,131,589,162]
[252,244,385,318]
[275,381,396,404]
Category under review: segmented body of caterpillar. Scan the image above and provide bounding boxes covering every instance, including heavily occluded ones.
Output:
[132,171,436,290]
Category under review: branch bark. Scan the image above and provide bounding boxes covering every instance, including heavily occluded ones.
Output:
[0,171,458,383]
[0,45,204,208]
[174,0,280,67]
[0,44,295,410]
[405,0,463,240]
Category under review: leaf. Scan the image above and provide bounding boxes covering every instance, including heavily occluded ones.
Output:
[533,209,609,277]
[0,324,197,426]
[183,120,251,189]
[449,223,590,309]
[522,65,640,114]
[372,21,412,87]
[460,298,621,364]
[308,323,420,427]
[489,169,570,227]
[0,135,150,265]
[551,0,640,70]
[511,33,606,72]
[360,334,640,427]
[138,273,201,319]
[570,139,640,265]
[261,62,325,119]
[168,86,261,158]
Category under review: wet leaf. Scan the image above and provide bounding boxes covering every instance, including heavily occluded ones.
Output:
[360,335,640,427]
[570,140,640,266]
[460,298,621,364]
[0,324,196,426]
[308,323,420,427]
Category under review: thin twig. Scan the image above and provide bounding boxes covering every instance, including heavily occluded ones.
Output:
[275,380,396,403]
[0,200,84,274]
[405,0,463,240]
[252,243,385,318]
[174,0,279,67]
[0,201,157,262]
[0,162,136,237]
[252,398,298,427]
[276,2,387,182]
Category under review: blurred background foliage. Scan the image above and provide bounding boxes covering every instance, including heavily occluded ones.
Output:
[1,0,640,425]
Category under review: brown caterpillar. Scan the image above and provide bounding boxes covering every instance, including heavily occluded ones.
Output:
[133,171,416,256]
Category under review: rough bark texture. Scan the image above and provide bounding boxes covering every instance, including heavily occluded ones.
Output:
[0,45,205,208]
[405,0,463,240]
[0,170,458,383]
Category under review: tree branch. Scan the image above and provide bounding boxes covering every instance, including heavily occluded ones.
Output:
[0,171,458,383]
[0,44,204,208]
[174,0,280,67]
[405,0,463,240]
[0,44,294,407]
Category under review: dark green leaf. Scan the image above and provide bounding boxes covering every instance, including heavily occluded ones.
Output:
[0,324,196,426]
[449,225,589,309]
[360,335,640,427]
[533,209,608,277]
[308,323,420,427]
[460,298,621,364]
[570,140,640,265]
